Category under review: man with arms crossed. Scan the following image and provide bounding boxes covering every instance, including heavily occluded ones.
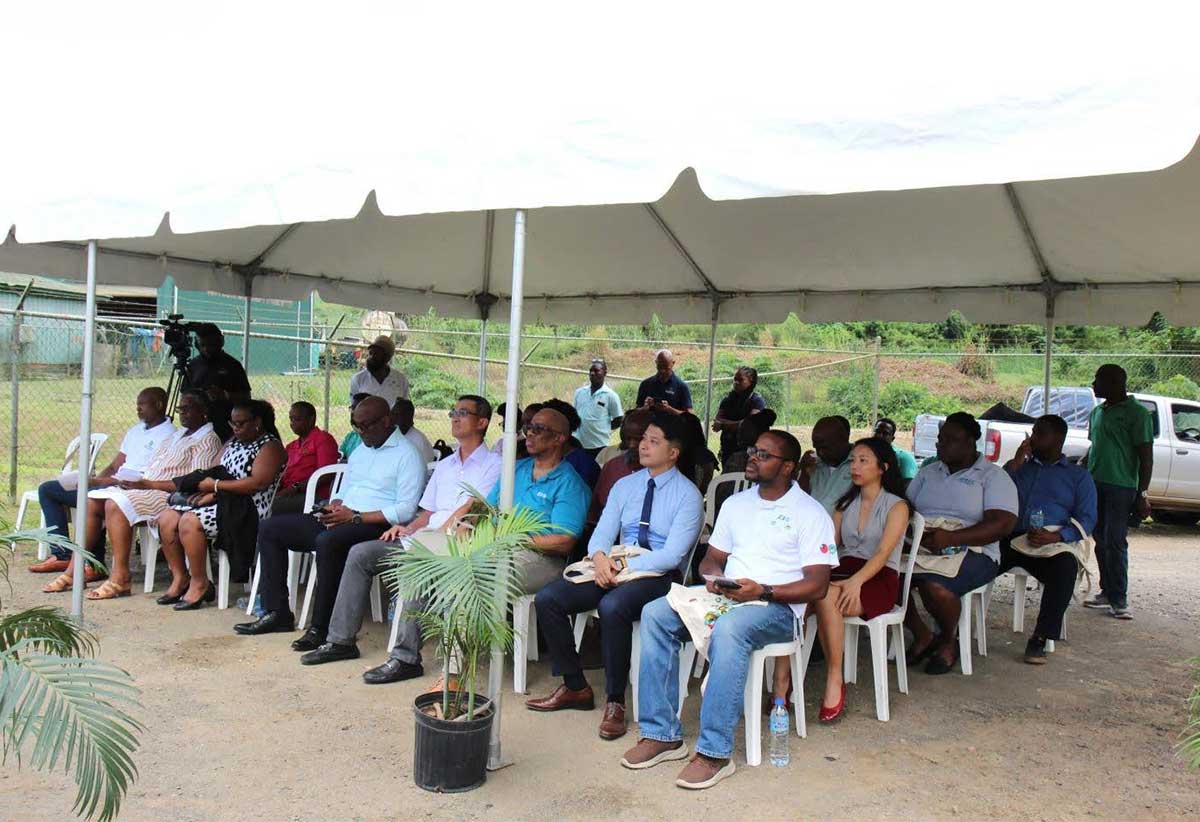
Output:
[621,429,836,790]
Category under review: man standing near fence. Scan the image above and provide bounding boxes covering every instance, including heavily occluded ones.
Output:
[1082,364,1152,621]
[637,350,693,415]
[183,323,251,401]
[574,358,625,458]
[349,334,410,407]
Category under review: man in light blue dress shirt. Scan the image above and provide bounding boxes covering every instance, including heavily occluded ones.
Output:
[526,413,704,742]
[235,397,425,649]
[574,358,625,457]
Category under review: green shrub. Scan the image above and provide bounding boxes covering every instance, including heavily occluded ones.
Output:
[825,368,875,426]
[879,381,960,428]
[1149,374,1200,401]
[405,357,474,410]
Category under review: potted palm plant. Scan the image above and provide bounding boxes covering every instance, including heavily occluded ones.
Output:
[380,491,550,793]
[0,527,142,821]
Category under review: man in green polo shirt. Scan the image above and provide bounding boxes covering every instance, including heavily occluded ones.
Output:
[1082,364,1153,620]
[799,415,853,514]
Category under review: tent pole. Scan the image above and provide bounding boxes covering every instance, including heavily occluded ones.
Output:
[703,301,720,432]
[1043,293,1056,414]
[477,319,488,394]
[241,272,254,369]
[488,208,526,771]
[70,241,99,620]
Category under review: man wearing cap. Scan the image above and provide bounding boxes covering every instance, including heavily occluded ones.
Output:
[349,334,410,408]
[574,358,625,458]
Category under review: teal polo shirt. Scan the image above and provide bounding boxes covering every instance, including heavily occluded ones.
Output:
[573,383,624,449]
[487,457,592,537]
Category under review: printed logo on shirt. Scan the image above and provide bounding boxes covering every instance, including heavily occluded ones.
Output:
[820,543,837,560]
[956,476,978,487]
[770,512,793,531]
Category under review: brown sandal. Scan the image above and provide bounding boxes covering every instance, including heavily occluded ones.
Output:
[43,572,75,593]
[85,580,131,600]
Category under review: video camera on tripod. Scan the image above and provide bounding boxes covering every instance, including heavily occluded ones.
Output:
[159,313,205,413]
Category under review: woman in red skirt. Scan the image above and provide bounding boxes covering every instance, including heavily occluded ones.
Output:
[812,437,910,722]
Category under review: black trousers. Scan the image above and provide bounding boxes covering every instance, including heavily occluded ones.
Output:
[256,513,386,633]
[270,493,307,517]
[534,573,675,701]
[998,541,1077,641]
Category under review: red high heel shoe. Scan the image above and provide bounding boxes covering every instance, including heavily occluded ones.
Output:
[819,684,847,723]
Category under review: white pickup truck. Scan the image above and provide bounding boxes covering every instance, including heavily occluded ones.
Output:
[914,388,1200,525]
[913,387,1094,466]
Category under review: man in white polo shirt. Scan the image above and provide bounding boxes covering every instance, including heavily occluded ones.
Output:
[574,358,625,458]
[349,334,410,407]
[300,394,502,681]
[621,429,836,790]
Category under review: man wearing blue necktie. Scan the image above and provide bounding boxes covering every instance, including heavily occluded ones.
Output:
[527,413,704,740]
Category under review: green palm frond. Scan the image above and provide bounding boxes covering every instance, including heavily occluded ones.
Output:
[0,643,143,822]
[1178,656,1200,769]
[0,607,99,657]
[378,485,558,717]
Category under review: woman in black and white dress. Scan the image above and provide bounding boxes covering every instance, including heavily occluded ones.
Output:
[156,400,286,610]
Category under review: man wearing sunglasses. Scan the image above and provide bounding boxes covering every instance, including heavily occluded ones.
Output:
[299,395,502,678]
[485,407,592,593]
[622,429,836,790]
[528,413,704,740]
[234,396,426,649]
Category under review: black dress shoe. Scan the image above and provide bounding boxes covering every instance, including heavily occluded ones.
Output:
[362,658,423,685]
[300,642,361,666]
[173,583,215,611]
[234,611,295,636]
[291,627,326,652]
[156,589,186,605]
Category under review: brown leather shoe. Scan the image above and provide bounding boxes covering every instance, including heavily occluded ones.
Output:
[620,738,689,770]
[28,558,69,573]
[525,683,595,712]
[598,702,627,740]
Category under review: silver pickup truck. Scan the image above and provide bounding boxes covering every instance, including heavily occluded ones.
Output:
[914,387,1200,525]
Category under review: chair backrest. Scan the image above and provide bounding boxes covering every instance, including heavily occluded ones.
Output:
[681,534,703,586]
[304,463,349,512]
[897,511,926,613]
[60,432,110,474]
[704,471,751,531]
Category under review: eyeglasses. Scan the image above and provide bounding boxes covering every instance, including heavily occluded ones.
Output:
[448,409,480,419]
[523,423,564,437]
[352,413,388,431]
[746,446,785,462]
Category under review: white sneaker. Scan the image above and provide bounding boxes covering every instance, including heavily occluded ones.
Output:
[1109,605,1133,620]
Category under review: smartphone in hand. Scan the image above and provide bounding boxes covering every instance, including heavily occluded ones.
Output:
[704,575,742,591]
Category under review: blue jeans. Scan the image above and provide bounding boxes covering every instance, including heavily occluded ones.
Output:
[37,480,79,560]
[1094,482,1137,608]
[636,596,795,759]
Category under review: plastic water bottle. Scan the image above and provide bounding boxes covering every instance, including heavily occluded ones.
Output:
[769,698,790,767]
[1030,508,1045,529]
[235,594,264,616]
[386,596,397,623]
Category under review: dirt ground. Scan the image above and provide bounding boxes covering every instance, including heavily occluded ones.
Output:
[3,525,1199,822]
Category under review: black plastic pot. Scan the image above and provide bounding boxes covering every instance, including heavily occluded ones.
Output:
[412,691,494,793]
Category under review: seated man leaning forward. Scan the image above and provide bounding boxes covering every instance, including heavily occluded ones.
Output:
[233,396,425,643]
[297,395,502,676]
[527,412,704,742]
[621,429,837,791]
[798,415,854,515]
[1000,414,1097,664]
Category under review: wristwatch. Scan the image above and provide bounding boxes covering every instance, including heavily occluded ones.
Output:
[351,511,363,525]
[758,584,775,602]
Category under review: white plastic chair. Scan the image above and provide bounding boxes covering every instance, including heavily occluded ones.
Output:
[801,512,925,722]
[1006,567,1061,653]
[512,594,540,693]
[248,464,347,620]
[704,472,751,534]
[677,614,807,767]
[957,581,993,675]
[17,433,109,560]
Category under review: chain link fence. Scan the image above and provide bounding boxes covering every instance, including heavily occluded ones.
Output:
[3,307,1200,504]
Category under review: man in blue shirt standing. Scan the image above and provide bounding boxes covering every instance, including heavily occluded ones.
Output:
[1000,414,1097,664]
[636,350,693,414]
[234,397,426,648]
[527,413,703,741]
[573,358,625,458]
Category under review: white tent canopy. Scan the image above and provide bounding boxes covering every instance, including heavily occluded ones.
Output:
[6,138,1200,326]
